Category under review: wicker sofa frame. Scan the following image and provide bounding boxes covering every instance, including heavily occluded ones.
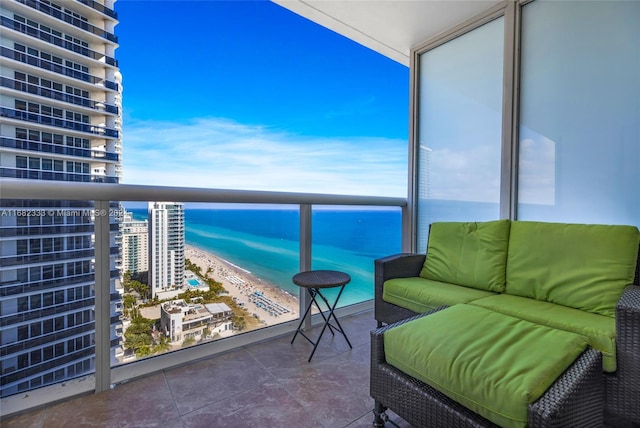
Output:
[370,308,604,427]
[374,247,640,426]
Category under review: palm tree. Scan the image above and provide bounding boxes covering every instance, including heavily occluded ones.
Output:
[123,294,136,318]
[182,337,196,348]
[153,335,172,354]
[124,313,154,355]
[234,316,246,331]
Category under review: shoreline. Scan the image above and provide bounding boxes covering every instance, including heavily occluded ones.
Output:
[184,244,299,327]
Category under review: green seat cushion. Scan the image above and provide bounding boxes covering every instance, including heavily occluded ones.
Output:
[470,294,617,372]
[420,220,510,292]
[506,221,639,317]
[384,304,589,428]
[382,277,496,314]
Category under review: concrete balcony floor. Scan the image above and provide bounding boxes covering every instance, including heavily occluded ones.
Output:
[2,309,410,428]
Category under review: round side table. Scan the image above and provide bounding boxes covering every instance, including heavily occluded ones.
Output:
[290,270,353,362]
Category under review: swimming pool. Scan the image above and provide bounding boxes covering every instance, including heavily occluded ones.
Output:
[188,279,200,286]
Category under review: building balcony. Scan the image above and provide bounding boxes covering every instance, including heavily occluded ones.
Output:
[0,296,94,327]
[0,273,95,297]
[75,0,118,20]
[14,0,118,42]
[0,223,94,237]
[0,167,119,183]
[0,323,95,359]
[1,47,119,91]
[0,137,119,162]
[1,16,118,67]
[0,179,406,420]
[0,77,119,115]
[1,347,95,388]
[0,107,119,138]
[0,248,95,267]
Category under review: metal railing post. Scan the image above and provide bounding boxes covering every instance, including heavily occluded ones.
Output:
[299,204,312,330]
[401,203,412,253]
[94,200,111,392]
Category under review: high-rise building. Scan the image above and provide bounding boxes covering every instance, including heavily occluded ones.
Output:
[148,202,185,298]
[0,0,122,397]
[120,211,148,275]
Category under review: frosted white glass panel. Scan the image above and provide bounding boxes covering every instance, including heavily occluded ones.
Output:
[416,17,503,251]
[518,1,640,227]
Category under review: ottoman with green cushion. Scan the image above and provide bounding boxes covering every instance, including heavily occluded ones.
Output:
[382,305,603,427]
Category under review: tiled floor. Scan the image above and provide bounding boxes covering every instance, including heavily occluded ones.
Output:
[2,309,411,428]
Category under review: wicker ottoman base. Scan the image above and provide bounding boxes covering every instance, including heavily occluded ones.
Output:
[370,310,604,427]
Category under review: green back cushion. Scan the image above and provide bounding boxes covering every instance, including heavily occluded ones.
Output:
[506,221,640,317]
[420,220,510,292]
[384,304,589,428]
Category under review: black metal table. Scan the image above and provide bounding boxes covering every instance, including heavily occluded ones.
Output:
[290,270,353,361]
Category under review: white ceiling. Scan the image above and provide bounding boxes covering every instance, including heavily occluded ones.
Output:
[273,0,501,66]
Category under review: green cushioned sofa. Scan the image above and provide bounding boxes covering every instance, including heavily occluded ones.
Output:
[374,220,640,425]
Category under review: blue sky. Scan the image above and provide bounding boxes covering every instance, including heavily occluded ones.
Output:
[115,1,409,196]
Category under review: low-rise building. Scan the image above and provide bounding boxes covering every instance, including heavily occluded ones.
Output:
[204,303,234,335]
[160,300,233,345]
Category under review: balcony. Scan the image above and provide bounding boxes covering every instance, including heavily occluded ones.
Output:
[0,167,119,183]
[0,137,120,162]
[0,108,119,138]
[0,0,637,424]
[1,16,118,66]
[0,248,95,267]
[15,0,118,42]
[0,179,407,420]
[75,0,118,20]
[0,77,119,115]
[0,47,119,91]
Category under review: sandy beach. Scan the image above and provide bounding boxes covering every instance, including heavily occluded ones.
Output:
[184,244,299,327]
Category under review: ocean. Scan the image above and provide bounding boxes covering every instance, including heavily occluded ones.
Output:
[130,207,403,307]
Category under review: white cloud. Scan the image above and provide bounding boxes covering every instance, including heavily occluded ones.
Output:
[425,144,502,203]
[518,135,556,205]
[121,117,407,197]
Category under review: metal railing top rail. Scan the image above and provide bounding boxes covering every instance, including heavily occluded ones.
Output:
[0,179,408,207]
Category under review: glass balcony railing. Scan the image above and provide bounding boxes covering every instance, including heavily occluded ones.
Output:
[0,248,95,267]
[0,108,119,138]
[1,76,119,114]
[1,47,119,91]
[75,0,118,19]
[1,17,118,67]
[0,273,95,297]
[1,323,95,358]
[15,0,118,42]
[0,297,95,326]
[0,167,119,183]
[311,206,402,307]
[1,137,120,162]
[0,180,407,417]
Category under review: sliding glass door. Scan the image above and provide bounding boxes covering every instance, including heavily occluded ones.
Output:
[415,17,504,251]
[414,1,640,251]
[518,1,640,225]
